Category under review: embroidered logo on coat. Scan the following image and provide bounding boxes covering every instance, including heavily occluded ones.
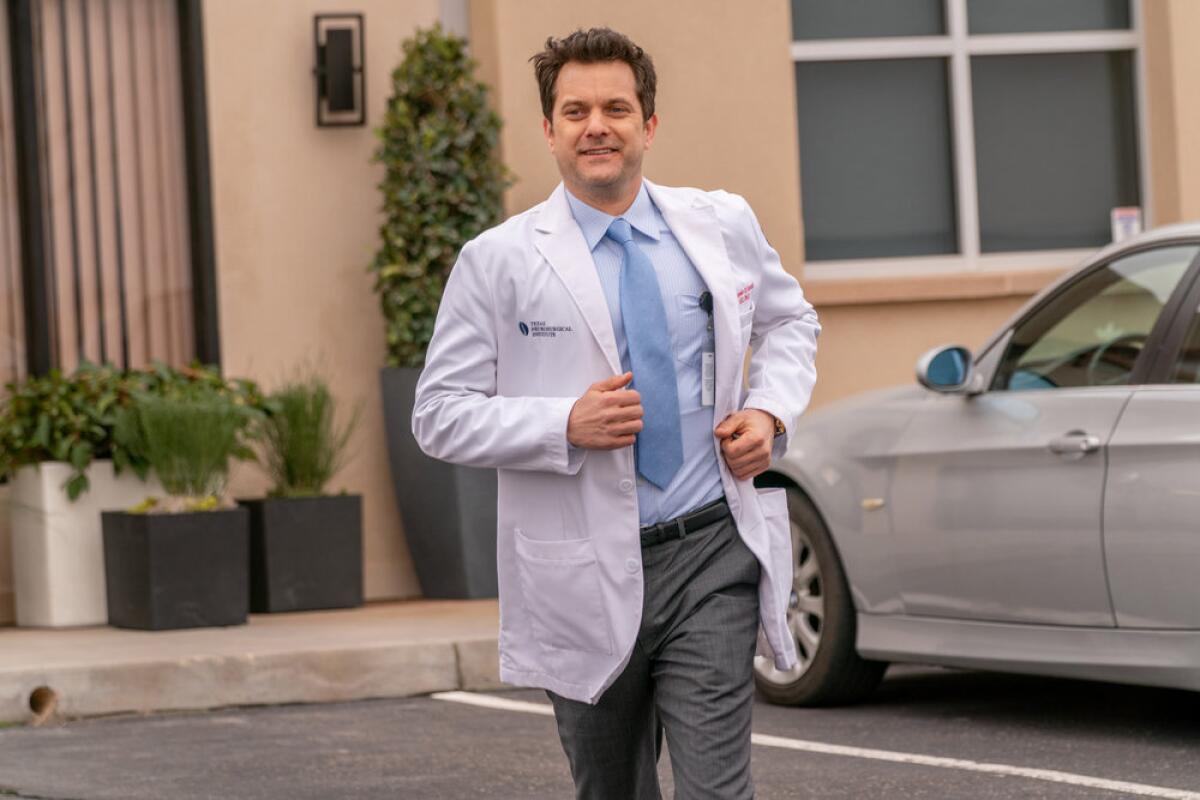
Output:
[521,320,574,338]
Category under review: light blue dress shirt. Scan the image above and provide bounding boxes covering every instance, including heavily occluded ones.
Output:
[566,184,724,526]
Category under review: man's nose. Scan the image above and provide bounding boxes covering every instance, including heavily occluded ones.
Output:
[584,110,610,137]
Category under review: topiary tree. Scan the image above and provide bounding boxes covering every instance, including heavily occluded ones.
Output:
[369,24,512,369]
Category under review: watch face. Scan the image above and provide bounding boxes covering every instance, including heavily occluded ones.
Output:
[774,417,785,437]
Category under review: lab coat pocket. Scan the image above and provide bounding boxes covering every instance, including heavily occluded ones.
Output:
[515,530,613,655]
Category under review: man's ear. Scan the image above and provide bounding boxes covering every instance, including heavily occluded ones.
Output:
[543,117,554,152]
[644,113,658,149]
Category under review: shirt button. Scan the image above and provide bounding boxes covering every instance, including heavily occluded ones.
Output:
[624,558,639,574]
[619,479,635,492]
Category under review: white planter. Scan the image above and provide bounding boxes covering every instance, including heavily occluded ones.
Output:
[9,460,162,627]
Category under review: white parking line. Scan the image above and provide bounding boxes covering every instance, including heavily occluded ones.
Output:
[431,691,1200,800]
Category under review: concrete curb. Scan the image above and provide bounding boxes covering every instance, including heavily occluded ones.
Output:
[0,601,502,723]
[1,639,501,723]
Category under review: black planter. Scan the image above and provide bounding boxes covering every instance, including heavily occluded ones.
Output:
[380,366,498,599]
[238,494,363,613]
[101,508,249,630]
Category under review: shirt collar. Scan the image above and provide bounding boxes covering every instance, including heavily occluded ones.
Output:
[565,181,662,251]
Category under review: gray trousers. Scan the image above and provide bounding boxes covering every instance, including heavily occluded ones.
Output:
[548,514,761,799]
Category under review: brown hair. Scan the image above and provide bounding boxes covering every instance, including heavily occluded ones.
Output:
[530,27,657,121]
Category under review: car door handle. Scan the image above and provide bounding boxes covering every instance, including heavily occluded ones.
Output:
[1048,431,1101,455]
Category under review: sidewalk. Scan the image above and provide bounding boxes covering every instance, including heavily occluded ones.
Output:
[0,599,500,724]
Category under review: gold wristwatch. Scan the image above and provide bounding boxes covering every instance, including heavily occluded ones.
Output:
[773,416,786,438]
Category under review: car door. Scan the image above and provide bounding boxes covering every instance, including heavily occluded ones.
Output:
[888,243,1200,626]
[1104,265,1200,628]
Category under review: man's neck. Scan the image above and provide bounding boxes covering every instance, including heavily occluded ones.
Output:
[566,178,642,217]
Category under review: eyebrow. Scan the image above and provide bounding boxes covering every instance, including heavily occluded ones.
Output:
[558,96,635,110]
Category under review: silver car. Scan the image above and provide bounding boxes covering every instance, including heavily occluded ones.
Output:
[754,223,1200,706]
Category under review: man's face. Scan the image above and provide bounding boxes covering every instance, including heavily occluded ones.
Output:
[543,60,657,201]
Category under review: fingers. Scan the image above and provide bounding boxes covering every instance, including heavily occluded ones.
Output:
[721,429,770,480]
[609,418,644,436]
[714,415,741,438]
[591,372,633,392]
[729,459,769,480]
[721,430,763,459]
[607,402,644,422]
[724,441,769,474]
[608,389,641,406]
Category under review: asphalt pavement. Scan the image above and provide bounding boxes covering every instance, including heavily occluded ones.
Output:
[2,665,1199,799]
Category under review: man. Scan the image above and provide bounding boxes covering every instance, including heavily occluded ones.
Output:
[413,27,819,799]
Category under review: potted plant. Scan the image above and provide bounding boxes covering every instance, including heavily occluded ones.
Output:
[238,375,363,613]
[370,24,511,599]
[101,383,260,630]
[0,363,265,627]
[0,362,165,627]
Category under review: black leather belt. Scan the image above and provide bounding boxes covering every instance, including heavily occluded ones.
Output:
[639,498,730,549]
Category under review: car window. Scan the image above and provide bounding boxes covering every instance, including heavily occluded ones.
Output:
[1168,300,1200,383]
[993,245,1199,391]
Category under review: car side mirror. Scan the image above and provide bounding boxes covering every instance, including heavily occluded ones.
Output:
[916,345,984,395]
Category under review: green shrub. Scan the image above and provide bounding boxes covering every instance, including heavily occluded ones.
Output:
[259,376,360,498]
[0,363,140,499]
[369,23,512,369]
[0,362,267,501]
[120,392,255,510]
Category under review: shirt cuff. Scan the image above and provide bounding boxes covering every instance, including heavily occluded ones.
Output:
[565,442,587,475]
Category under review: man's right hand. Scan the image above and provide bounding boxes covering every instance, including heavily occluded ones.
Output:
[567,372,644,450]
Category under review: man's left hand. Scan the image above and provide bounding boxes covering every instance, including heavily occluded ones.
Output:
[714,409,776,481]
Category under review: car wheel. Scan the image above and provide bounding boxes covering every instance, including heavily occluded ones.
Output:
[753,487,887,706]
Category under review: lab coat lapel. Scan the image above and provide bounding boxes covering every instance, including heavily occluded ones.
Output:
[534,184,622,374]
[646,181,740,412]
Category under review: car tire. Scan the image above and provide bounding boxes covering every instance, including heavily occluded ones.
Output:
[753,487,887,706]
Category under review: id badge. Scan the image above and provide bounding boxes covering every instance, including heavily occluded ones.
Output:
[702,350,716,407]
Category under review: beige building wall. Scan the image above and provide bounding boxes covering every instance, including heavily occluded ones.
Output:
[0,489,10,622]
[1152,0,1200,223]
[202,0,439,601]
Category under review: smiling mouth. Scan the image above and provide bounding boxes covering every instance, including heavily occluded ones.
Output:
[580,147,618,156]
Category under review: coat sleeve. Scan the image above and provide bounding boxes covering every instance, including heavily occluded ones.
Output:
[411,240,585,474]
[732,196,821,460]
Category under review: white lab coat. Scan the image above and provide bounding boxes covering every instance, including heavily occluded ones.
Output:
[413,180,820,703]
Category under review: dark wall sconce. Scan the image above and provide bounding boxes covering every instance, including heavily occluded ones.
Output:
[313,13,365,127]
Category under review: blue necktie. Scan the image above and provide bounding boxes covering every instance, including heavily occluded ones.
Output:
[605,218,683,490]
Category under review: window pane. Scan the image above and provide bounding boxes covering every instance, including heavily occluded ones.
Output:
[796,59,957,261]
[791,0,943,40]
[35,0,196,373]
[968,0,1129,34]
[994,246,1197,391]
[1168,300,1200,384]
[973,51,1139,253]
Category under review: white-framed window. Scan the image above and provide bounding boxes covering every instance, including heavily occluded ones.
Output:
[792,0,1147,279]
